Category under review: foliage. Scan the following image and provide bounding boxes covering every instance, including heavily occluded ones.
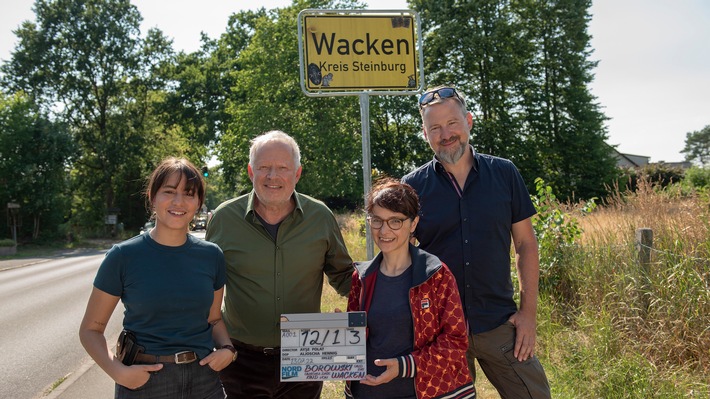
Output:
[409,0,618,201]
[615,163,685,193]
[0,0,637,237]
[681,124,710,166]
[201,165,238,212]
[1,0,206,231]
[369,95,431,180]
[0,239,17,247]
[522,0,619,201]
[530,177,595,303]
[682,166,710,189]
[2,0,147,230]
[537,182,710,397]
[216,1,372,207]
[0,92,75,240]
[328,191,710,398]
[154,36,229,162]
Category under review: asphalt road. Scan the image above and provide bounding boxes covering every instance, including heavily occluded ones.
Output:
[0,250,124,399]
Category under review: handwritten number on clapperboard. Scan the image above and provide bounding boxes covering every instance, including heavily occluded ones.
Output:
[300,329,362,346]
[301,330,312,346]
[348,330,361,344]
[301,330,329,346]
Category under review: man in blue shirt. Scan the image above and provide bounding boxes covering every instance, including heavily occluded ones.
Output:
[402,86,551,398]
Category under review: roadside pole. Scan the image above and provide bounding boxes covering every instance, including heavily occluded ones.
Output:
[359,93,374,259]
[297,9,424,260]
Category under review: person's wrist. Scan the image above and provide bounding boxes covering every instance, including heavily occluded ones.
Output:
[220,344,238,362]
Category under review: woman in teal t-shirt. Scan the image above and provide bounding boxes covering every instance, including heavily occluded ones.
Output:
[79,157,235,399]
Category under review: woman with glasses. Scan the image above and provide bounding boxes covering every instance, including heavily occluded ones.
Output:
[345,178,475,399]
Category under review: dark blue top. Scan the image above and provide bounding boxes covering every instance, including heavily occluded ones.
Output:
[351,267,416,399]
[94,233,226,358]
[402,148,536,334]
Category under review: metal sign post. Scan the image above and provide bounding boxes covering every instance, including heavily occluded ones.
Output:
[359,93,373,259]
[298,9,424,259]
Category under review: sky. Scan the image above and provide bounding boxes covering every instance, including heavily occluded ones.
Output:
[2,1,708,163]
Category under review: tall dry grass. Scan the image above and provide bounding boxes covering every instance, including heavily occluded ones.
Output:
[536,179,709,397]
[324,182,710,398]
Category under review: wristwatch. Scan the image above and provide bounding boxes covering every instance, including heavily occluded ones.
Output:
[221,344,238,362]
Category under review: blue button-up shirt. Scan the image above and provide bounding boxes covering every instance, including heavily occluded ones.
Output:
[402,148,536,334]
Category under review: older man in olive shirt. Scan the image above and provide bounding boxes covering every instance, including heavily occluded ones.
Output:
[206,130,353,399]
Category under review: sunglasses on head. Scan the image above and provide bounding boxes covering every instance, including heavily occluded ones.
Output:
[418,87,463,109]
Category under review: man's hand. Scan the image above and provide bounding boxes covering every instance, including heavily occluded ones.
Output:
[359,358,399,386]
[508,311,537,362]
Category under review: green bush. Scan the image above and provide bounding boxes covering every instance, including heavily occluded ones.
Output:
[0,239,16,247]
[683,166,710,188]
[616,164,686,192]
[530,178,596,304]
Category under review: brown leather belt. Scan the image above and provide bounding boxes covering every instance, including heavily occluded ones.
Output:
[135,351,198,364]
[233,339,280,356]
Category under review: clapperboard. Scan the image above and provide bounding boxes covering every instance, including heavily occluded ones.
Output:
[279,311,367,382]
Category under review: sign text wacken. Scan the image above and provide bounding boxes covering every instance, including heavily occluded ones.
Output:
[300,12,420,91]
[310,33,410,75]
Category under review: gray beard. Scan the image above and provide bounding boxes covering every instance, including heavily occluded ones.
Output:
[437,142,467,165]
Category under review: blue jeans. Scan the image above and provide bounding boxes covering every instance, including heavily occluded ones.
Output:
[115,361,226,399]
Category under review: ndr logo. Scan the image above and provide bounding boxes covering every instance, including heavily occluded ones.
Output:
[281,365,303,379]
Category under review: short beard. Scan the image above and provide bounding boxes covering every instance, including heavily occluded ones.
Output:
[436,141,467,165]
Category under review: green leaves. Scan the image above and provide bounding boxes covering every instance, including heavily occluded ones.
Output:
[681,125,710,166]
[410,0,618,201]
[531,177,596,296]
[0,92,74,239]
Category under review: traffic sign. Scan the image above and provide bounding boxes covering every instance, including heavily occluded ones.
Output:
[298,9,423,95]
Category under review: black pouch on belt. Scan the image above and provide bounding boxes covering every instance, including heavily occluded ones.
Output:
[116,329,145,366]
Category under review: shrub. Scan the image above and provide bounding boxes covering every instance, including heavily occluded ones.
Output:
[683,166,710,189]
[530,177,595,304]
[616,164,685,192]
[0,239,16,247]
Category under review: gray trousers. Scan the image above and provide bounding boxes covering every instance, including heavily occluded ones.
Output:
[467,321,551,399]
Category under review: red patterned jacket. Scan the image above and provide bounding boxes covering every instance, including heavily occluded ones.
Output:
[345,244,476,399]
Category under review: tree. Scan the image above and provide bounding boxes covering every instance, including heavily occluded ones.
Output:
[409,0,619,200]
[2,0,197,231]
[0,92,75,239]
[411,0,529,162]
[2,0,145,229]
[154,36,231,163]
[369,95,431,179]
[681,125,710,166]
[216,1,372,207]
[520,0,618,200]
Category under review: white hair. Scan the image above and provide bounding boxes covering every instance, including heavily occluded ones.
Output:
[249,130,301,168]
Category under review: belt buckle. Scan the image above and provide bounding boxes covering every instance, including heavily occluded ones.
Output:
[174,351,197,364]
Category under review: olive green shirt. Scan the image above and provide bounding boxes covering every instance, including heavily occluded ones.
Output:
[206,191,354,347]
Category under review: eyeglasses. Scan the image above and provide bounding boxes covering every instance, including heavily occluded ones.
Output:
[418,87,464,109]
[367,216,409,230]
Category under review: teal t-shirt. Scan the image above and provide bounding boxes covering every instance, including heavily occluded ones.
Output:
[94,233,226,359]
